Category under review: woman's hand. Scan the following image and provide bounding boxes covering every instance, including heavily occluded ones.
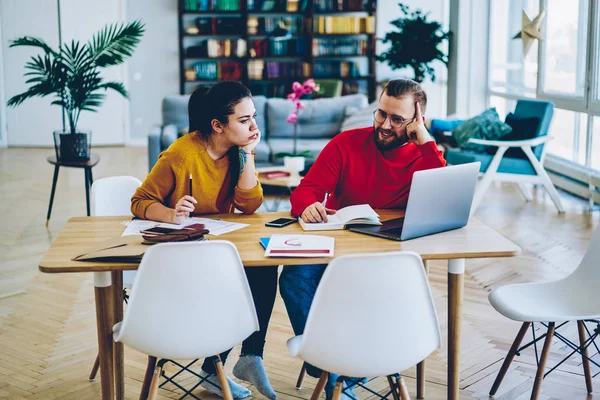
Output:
[173,195,197,224]
[240,129,261,154]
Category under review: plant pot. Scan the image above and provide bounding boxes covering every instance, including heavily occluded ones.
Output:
[283,156,305,172]
[53,130,92,161]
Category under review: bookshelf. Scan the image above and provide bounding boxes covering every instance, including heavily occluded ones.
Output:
[178,0,377,101]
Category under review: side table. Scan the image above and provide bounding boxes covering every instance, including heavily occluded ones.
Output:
[257,167,302,212]
[46,154,100,226]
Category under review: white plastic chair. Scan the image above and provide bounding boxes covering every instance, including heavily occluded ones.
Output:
[113,241,259,400]
[287,252,441,400]
[488,224,600,399]
[88,176,141,380]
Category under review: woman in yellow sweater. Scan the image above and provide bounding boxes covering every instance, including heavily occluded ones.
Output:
[131,82,277,400]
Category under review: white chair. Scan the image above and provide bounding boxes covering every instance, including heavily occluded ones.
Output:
[88,176,141,380]
[287,252,441,400]
[113,241,259,400]
[488,224,600,400]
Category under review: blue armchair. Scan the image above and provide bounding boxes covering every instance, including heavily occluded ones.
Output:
[440,99,565,213]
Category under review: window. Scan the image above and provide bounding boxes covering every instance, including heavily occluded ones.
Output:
[538,1,589,99]
[488,0,600,174]
[488,0,539,96]
[592,117,600,170]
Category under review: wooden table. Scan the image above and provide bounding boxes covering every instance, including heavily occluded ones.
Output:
[39,210,520,400]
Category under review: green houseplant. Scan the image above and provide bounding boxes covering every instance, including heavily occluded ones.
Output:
[377,3,450,83]
[7,20,145,161]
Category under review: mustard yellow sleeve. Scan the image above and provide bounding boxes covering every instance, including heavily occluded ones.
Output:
[131,150,182,219]
[233,172,263,214]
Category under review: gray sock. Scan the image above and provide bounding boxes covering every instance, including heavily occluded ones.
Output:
[233,355,277,400]
[199,369,251,399]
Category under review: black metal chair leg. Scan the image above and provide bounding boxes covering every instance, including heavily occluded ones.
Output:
[84,167,91,216]
[88,166,94,185]
[46,165,60,227]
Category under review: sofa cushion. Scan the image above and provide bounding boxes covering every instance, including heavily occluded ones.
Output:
[162,95,190,129]
[341,100,378,131]
[267,94,368,139]
[485,113,541,160]
[267,138,331,162]
[252,95,268,139]
[254,140,271,164]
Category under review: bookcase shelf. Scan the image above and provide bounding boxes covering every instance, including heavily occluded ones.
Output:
[178,0,377,101]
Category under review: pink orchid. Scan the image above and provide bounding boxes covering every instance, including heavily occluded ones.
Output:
[286,78,319,125]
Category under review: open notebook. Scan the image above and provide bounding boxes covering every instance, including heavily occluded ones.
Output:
[298,204,381,231]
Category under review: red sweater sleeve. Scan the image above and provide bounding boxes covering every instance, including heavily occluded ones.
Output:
[290,139,342,216]
[415,141,447,169]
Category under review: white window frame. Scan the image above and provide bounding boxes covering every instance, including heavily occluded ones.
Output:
[487,0,600,171]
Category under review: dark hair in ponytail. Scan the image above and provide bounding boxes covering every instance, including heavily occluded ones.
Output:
[188,81,252,197]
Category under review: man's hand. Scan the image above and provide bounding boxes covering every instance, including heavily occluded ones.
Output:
[300,202,337,223]
[406,102,433,146]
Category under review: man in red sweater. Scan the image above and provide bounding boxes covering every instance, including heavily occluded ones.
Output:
[279,79,446,400]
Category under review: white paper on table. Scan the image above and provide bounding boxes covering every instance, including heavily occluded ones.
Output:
[120,218,248,237]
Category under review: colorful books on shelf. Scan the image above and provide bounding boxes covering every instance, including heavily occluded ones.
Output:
[184,0,240,11]
[263,234,335,257]
[298,204,380,231]
[191,61,243,80]
[313,16,375,34]
[314,60,361,78]
[313,38,367,56]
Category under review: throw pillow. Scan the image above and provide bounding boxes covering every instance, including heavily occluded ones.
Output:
[486,113,540,159]
[451,108,513,152]
[340,100,378,132]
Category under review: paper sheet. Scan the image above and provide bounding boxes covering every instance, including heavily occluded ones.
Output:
[121,218,248,237]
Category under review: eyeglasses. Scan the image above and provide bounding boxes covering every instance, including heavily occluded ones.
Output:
[372,109,412,129]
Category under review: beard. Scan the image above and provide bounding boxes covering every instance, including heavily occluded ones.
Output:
[373,126,408,151]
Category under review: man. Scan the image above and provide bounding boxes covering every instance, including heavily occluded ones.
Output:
[279,79,446,399]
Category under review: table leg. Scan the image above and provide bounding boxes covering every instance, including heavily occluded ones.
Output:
[85,167,91,216]
[46,165,60,227]
[112,271,124,400]
[94,271,115,400]
[447,259,465,400]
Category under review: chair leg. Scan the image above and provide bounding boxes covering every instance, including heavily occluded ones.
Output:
[311,371,328,400]
[296,362,307,389]
[530,322,555,400]
[214,355,233,400]
[516,183,533,201]
[577,321,593,394]
[416,361,425,399]
[46,165,60,227]
[140,356,157,400]
[331,380,343,400]
[84,167,91,216]
[147,364,163,400]
[398,376,411,400]
[89,353,100,381]
[490,322,531,395]
[387,376,400,400]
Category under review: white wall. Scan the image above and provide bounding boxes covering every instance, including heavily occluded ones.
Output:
[1,0,128,147]
[375,0,450,119]
[126,0,179,144]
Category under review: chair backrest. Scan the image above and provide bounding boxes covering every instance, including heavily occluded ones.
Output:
[91,176,142,217]
[91,176,142,287]
[114,241,259,360]
[297,251,441,378]
[315,79,343,98]
[513,99,554,160]
[566,224,600,285]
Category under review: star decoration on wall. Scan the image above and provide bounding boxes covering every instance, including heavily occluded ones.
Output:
[512,8,546,56]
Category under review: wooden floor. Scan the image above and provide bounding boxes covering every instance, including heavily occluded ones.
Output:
[1,147,599,400]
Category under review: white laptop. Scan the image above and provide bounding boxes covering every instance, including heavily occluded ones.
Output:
[349,162,480,241]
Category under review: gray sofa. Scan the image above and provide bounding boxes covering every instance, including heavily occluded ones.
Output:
[148,93,369,171]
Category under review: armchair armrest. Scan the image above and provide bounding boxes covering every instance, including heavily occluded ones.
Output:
[468,136,550,148]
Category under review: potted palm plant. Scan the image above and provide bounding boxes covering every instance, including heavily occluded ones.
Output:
[7,20,145,161]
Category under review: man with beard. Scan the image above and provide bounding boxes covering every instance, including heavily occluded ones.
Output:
[279,79,446,400]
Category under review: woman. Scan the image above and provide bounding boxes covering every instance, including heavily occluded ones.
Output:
[131,82,278,400]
